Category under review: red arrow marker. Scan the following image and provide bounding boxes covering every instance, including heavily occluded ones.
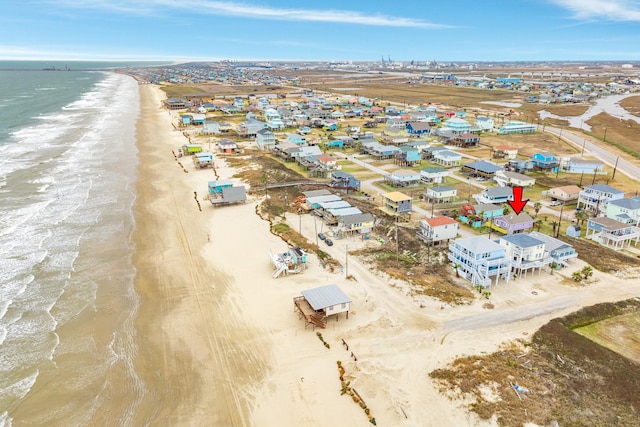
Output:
[507,186,529,215]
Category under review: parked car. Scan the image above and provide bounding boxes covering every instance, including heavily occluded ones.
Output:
[325,238,333,246]
[318,233,326,241]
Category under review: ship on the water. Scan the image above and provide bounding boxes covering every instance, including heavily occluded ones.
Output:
[43,65,71,71]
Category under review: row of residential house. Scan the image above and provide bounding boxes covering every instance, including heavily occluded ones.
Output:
[302,190,373,236]
[572,184,640,250]
[447,233,579,287]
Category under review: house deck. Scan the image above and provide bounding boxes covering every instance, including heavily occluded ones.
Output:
[293,296,327,329]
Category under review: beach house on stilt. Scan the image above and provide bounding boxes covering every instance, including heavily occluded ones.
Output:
[293,284,351,329]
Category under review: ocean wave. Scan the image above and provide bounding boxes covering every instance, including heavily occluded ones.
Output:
[0,199,54,237]
[0,71,140,416]
[0,370,39,401]
[0,411,11,427]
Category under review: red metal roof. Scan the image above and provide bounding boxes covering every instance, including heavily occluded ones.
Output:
[425,216,458,227]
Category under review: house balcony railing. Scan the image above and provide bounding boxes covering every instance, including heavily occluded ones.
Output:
[510,255,551,270]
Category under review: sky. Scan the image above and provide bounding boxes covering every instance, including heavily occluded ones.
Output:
[1,0,640,62]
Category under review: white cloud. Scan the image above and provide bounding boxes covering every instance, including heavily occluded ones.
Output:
[48,0,449,28]
[0,44,197,61]
[550,0,640,21]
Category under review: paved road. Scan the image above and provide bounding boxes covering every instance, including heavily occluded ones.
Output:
[544,125,640,182]
[334,152,481,237]
[444,295,580,331]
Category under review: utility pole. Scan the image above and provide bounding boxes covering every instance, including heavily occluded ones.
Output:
[345,244,349,278]
[581,140,586,157]
[488,215,494,240]
[395,221,399,268]
[603,127,607,142]
[612,156,620,181]
[284,190,288,216]
[556,203,564,238]
[314,216,319,246]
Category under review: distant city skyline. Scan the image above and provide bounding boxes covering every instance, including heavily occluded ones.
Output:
[2,0,640,62]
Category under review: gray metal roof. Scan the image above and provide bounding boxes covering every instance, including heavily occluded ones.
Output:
[608,197,640,210]
[327,207,362,217]
[434,150,461,158]
[332,170,353,179]
[485,187,514,198]
[528,231,572,252]
[473,203,502,212]
[454,236,503,253]
[303,189,332,198]
[585,184,624,194]
[421,166,446,173]
[500,233,545,248]
[430,185,456,193]
[319,200,351,209]
[221,186,247,202]
[500,212,534,225]
[306,194,341,204]
[301,284,351,310]
[588,216,630,231]
[464,160,503,174]
[339,213,374,226]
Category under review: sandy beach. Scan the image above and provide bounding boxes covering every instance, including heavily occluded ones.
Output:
[127,84,640,426]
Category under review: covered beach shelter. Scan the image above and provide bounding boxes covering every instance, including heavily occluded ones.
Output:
[293,284,351,329]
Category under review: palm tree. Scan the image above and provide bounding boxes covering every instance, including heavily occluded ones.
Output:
[533,201,542,217]
[581,266,594,280]
[477,211,485,230]
[551,220,559,233]
[572,271,584,282]
[533,218,543,231]
[450,208,459,219]
[575,210,589,225]
[502,203,510,215]
[453,263,461,277]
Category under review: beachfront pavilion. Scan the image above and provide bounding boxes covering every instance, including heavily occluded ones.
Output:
[293,284,351,329]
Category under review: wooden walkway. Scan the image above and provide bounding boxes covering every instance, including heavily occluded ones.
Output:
[255,180,326,191]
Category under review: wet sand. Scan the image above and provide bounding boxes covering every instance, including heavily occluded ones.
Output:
[129,84,267,426]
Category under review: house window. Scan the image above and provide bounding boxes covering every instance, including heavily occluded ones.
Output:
[341,303,346,309]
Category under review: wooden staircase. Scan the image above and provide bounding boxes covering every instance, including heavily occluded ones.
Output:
[309,312,327,329]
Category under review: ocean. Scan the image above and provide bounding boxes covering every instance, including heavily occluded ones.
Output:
[0,61,167,425]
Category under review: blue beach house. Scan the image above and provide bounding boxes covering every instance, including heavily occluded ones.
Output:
[531,151,558,172]
[208,179,233,196]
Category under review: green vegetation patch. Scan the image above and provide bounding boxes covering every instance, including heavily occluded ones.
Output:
[430,299,640,427]
[574,312,640,364]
